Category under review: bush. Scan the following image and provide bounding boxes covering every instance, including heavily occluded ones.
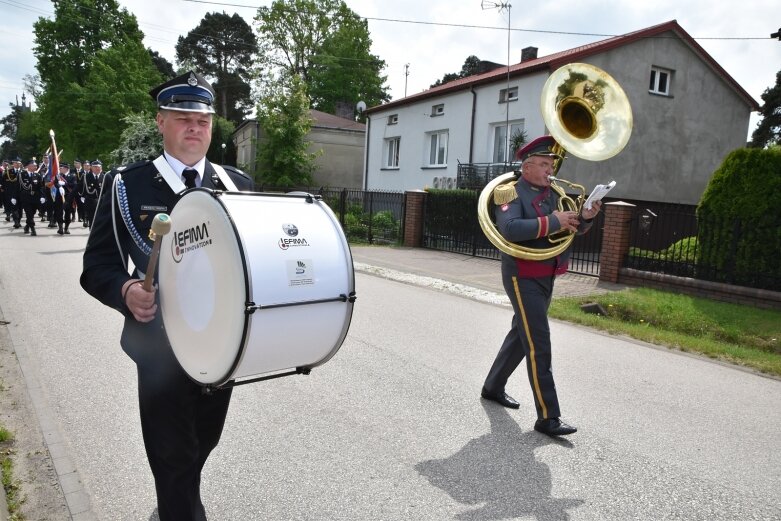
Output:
[697,147,781,286]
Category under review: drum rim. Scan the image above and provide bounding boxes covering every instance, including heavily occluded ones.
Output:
[169,189,253,387]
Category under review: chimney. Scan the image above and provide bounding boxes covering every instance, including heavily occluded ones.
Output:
[521,46,538,62]
[334,101,354,120]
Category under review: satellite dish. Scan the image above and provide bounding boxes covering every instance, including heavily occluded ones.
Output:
[356,101,367,113]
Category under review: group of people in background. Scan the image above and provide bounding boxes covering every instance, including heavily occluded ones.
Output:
[0,156,104,235]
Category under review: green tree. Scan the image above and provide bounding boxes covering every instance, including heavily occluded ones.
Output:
[111,112,162,164]
[70,40,161,162]
[255,0,389,114]
[431,55,482,88]
[308,11,389,114]
[175,12,257,123]
[750,70,781,148]
[148,49,176,80]
[33,0,144,87]
[33,0,156,161]
[256,76,317,187]
[207,116,236,166]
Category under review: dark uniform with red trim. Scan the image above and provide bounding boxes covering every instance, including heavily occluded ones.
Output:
[482,136,593,435]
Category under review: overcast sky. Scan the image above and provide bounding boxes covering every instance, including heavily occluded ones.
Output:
[1,0,779,139]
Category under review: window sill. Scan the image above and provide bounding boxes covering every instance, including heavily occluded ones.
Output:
[380,167,400,171]
[648,91,673,98]
[421,165,448,170]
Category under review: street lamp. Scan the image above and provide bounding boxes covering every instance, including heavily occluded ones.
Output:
[221,143,226,164]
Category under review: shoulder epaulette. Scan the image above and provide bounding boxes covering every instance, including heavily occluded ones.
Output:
[113,159,151,174]
[221,164,251,181]
[493,182,518,205]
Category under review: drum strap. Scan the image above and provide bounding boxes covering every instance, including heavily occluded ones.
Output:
[152,155,186,194]
[152,155,239,193]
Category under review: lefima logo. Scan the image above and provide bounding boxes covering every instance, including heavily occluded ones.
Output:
[278,237,309,250]
[171,222,212,263]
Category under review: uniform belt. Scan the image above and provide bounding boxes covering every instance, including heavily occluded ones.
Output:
[514,258,569,278]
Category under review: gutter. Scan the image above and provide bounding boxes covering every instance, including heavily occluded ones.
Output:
[362,115,371,191]
[469,87,477,163]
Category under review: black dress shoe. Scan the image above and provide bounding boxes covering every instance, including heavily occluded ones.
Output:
[481,388,520,409]
[534,418,577,436]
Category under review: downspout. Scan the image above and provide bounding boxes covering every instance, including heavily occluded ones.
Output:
[362,115,371,190]
[469,87,477,163]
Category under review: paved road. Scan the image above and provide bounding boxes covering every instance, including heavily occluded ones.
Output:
[0,227,780,520]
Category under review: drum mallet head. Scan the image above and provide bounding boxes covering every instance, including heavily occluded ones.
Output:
[143,213,171,292]
[150,213,171,239]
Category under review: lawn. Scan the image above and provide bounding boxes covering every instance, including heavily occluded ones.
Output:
[549,287,781,377]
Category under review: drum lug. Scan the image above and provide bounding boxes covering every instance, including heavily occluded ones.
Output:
[245,301,257,314]
[341,292,357,303]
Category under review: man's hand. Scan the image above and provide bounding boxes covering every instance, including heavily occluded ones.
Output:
[552,210,579,233]
[122,279,157,323]
[581,200,602,220]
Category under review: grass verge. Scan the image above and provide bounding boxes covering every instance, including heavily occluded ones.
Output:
[549,287,781,377]
[0,425,22,520]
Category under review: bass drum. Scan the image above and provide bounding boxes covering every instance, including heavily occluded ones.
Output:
[158,189,355,387]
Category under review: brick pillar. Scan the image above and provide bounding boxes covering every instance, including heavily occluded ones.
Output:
[403,190,427,247]
[599,201,635,283]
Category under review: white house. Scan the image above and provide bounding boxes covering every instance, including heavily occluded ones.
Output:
[363,20,758,205]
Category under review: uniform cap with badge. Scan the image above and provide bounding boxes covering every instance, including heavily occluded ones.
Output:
[150,71,216,114]
[514,135,562,162]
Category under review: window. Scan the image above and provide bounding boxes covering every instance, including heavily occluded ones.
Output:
[427,131,448,166]
[385,137,400,168]
[499,86,518,103]
[387,114,398,125]
[649,66,672,96]
[493,122,524,163]
[431,104,445,117]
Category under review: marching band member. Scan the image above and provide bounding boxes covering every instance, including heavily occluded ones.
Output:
[19,159,45,236]
[480,136,602,437]
[81,71,252,520]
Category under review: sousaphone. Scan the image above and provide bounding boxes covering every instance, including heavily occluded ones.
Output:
[477,63,633,260]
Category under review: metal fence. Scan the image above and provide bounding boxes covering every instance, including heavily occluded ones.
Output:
[625,206,781,292]
[255,185,406,245]
[421,189,603,276]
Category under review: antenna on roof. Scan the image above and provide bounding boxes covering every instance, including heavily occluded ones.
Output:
[481,1,513,163]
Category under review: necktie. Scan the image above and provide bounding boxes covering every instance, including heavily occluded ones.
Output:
[182,168,198,189]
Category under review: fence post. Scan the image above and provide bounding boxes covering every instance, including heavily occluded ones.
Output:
[403,190,427,247]
[599,201,635,283]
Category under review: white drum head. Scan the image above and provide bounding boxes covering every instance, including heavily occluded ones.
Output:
[158,189,248,385]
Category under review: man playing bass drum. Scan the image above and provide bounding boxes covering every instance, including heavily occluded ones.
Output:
[80,71,253,520]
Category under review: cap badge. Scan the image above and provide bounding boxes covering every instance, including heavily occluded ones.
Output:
[187,73,198,87]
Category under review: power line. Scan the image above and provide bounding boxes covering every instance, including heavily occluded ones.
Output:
[181,0,773,40]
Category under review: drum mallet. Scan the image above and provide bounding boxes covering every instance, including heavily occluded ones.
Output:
[142,213,172,292]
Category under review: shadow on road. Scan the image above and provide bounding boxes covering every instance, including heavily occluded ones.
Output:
[415,401,583,521]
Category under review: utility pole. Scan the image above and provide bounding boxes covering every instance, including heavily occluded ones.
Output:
[404,63,410,97]
[482,1,512,163]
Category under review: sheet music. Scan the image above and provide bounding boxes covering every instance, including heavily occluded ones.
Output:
[585,180,616,210]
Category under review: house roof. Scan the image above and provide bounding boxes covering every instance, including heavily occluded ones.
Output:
[367,20,759,113]
[310,109,365,131]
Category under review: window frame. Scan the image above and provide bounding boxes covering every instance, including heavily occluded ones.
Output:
[499,86,519,103]
[431,103,445,117]
[426,130,449,167]
[387,114,398,125]
[384,137,400,169]
[649,66,672,96]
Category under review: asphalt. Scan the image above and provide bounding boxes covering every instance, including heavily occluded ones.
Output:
[0,242,629,521]
[349,245,628,303]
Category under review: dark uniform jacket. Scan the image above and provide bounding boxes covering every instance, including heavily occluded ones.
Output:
[80,158,253,364]
[495,176,592,278]
[19,170,43,202]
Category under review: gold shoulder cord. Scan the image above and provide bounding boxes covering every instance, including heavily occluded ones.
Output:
[493,182,518,205]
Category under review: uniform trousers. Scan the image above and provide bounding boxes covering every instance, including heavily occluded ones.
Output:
[136,345,232,520]
[483,262,561,420]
